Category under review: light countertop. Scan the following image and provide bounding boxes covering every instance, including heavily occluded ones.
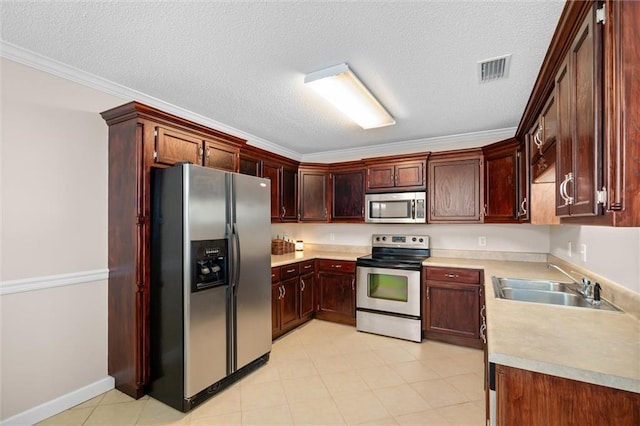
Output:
[270,248,369,267]
[424,257,640,394]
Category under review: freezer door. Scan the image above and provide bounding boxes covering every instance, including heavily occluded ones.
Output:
[184,165,227,241]
[230,173,272,371]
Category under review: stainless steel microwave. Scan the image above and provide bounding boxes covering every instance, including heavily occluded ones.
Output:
[365,192,426,223]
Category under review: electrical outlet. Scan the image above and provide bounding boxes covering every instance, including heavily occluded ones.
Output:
[568,241,572,257]
[478,236,487,247]
[580,244,587,262]
[329,233,335,241]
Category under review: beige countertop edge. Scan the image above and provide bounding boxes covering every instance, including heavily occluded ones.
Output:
[270,249,368,267]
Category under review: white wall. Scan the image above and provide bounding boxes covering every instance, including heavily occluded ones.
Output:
[272,223,551,253]
[549,225,640,293]
[0,58,125,421]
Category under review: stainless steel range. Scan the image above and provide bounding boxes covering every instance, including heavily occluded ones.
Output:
[356,234,430,342]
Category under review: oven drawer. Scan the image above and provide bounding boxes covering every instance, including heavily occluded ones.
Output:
[280,264,300,280]
[425,266,481,284]
[317,259,356,274]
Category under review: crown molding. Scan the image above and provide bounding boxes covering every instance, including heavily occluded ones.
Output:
[301,127,517,163]
[0,40,302,161]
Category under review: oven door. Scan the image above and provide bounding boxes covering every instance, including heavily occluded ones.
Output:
[356,266,421,317]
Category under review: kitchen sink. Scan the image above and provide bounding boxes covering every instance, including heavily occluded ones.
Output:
[492,276,622,312]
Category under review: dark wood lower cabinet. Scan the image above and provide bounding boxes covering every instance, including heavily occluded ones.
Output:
[315,260,356,326]
[271,261,315,339]
[423,266,484,349]
[495,364,640,426]
[299,271,315,320]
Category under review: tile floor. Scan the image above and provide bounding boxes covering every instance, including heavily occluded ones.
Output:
[38,320,486,425]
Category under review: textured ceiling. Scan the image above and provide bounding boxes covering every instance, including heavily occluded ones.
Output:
[0,1,565,159]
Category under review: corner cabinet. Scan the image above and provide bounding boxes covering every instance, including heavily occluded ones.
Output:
[423,266,485,349]
[100,101,247,399]
[298,165,329,222]
[315,260,356,326]
[428,149,484,223]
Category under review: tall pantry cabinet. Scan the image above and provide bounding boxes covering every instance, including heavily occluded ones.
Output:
[101,102,246,398]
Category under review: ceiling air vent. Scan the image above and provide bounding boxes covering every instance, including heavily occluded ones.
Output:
[478,54,511,83]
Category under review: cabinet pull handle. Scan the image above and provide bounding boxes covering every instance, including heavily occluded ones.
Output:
[304,264,312,269]
[520,198,528,215]
[426,287,430,299]
[559,173,574,206]
[324,208,328,219]
[301,278,305,291]
[445,273,459,278]
[480,323,487,344]
[286,268,296,273]
[333,264,342,268]
[351,278,355,291]
[281,206,286,218]
[205,147,210,159]
[533,124,544,151]
[278,286,283,299]
[282,285,286,298]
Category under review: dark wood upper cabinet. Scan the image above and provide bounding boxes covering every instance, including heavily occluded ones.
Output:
[330,163,365,222]
[154,126,202,166]
[239,153,262,177]
[262,162,282,221]
[299,166,328,222]
[530,94,557,160]
[555,6,603,218]
[281,166,298,222]
[203,138,238,171]
[428,149,483,223]
[364,154,427,193]
[483,139,519,223]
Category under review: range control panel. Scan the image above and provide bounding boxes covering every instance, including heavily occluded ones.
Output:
[371,234,430,249]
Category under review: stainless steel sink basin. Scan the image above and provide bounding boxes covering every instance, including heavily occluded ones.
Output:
[492,276,621,312]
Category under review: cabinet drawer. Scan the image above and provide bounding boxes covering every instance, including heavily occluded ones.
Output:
[425,266,481,284]
[317,259,356,274]
[280,263,300,280]
[299,260,315,274]
[271,267,280,283]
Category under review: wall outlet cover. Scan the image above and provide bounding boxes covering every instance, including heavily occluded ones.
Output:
[478,236,487,247]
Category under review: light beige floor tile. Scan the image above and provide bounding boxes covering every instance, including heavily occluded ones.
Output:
[84,399,147,425]
[333,390,391,425]
[276,358,319,379]
[72,393,105,409]
[241,362,281,386]
[288,397,345,425]
[356,417,399,425]
[389,360,441,383]
[343,351,385,371]
[436,400,486,425]
[444,373,485,402]
[373,384,431,417]
[373,346,417,364]
[357,365,405,390]
[311,353,353,375]
[242,404,293,425]
[36,407,94,425]
[136,398,190,425]
[395,408,453,425]
[423,356,479,378]
[411,378,469,409]
[321,371,370,396]
[240,380,288,411]
[191,411,242,425]
[282,375,331,403]
[191,385,241,419]
[100,389,142,405]
[303,341,342,358]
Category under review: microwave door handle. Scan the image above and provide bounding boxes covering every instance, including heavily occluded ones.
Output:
[411,199,416,219]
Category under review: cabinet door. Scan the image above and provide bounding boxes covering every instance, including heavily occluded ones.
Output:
[272,283,281,336]
[555,9,602,217]
[239,154,262,176]
[517,142,530,222]
[203,139,238,171]
[395,160,425,189]
[262,162,282,222]
[299,272,314,319]
[316,271,355,325]
[367,164,396,191]
[424,281,481,345]
[484,149,518,222]
[154,127,202,166]
[428,158,482,223]
[281,167,298,222]
[331,169,365,221]
[299,170,328,221]
[280,277,299,330]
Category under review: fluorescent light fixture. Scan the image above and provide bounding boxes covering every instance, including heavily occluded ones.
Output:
[304,63,395,129]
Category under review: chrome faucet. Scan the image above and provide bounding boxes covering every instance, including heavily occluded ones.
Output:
[547,263,580,285]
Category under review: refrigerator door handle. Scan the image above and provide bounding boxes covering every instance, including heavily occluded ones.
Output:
[232,222,241,293]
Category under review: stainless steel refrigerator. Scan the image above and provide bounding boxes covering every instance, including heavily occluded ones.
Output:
[148,163,272,412]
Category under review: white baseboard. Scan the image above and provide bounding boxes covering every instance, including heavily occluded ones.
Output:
[1,376,114,426]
